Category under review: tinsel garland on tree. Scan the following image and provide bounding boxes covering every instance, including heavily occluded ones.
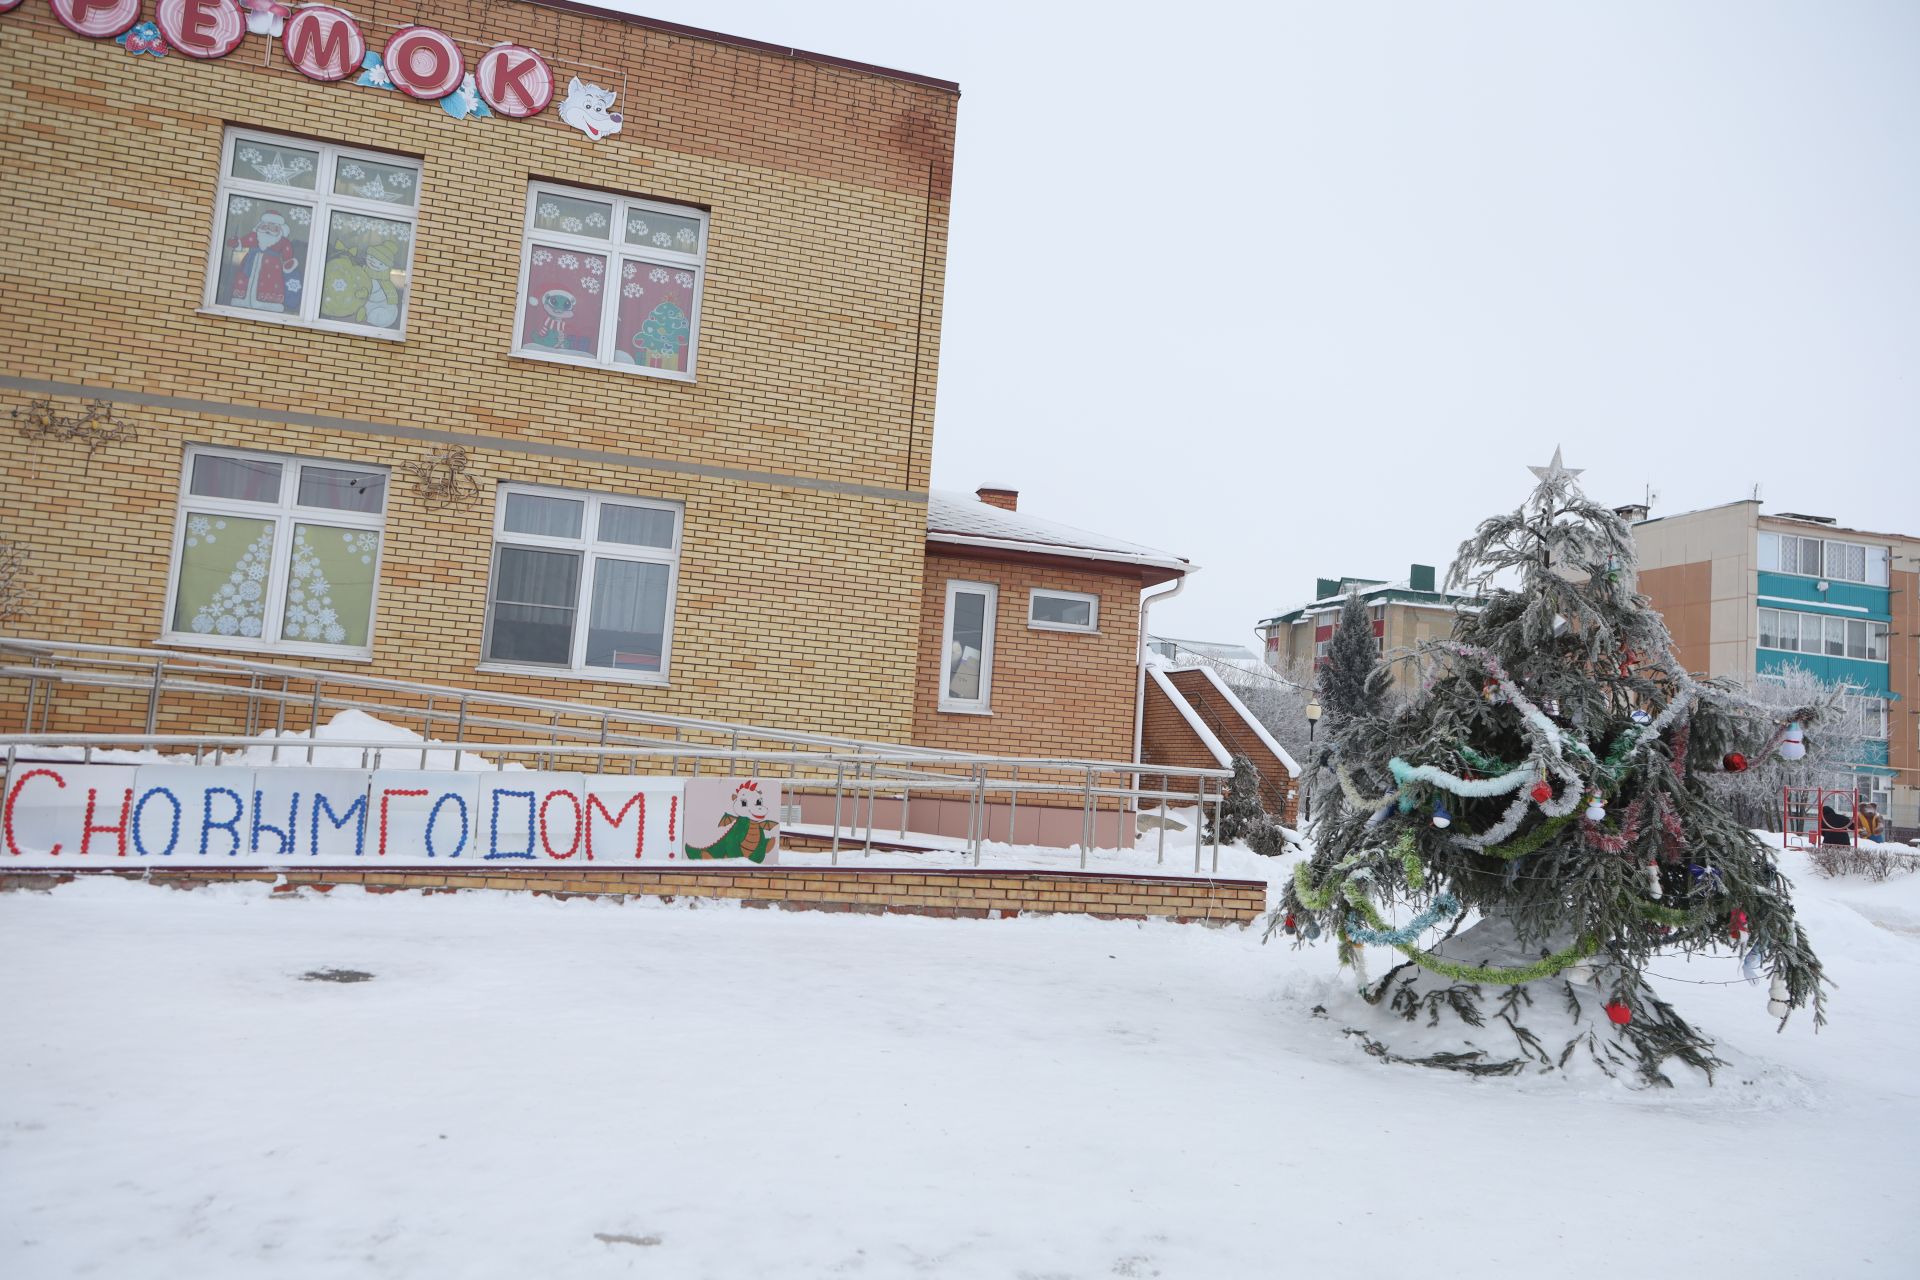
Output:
[1275,450,1830,1086]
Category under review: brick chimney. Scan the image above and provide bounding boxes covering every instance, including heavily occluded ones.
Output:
[976,485,1018,511]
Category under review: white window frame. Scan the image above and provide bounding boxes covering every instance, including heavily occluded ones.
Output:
[1756,606,1888,663]
[479,483,682,686]
[511,180,709,382]
[161,445,388,659]
[939,579,998,714]
[1760,532,1890,585]
[200,127,422,341]
[1028,588,1099,633]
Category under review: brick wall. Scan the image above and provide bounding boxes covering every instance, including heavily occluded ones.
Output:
[1138,675,1221,808]
[1160,668,1298,825]
[0,3,955,743]
[0,866,1268,925]
[912,550,1144,760]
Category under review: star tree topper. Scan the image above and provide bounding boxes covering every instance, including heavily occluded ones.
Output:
[1528,446,1584,484]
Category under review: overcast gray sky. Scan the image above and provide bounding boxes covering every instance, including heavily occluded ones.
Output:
[601,1,1918,644]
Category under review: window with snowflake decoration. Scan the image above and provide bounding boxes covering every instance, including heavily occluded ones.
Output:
[165,446,388,657]
[515,181,708,381]
[204,128,421,339]
[481,484,681,682]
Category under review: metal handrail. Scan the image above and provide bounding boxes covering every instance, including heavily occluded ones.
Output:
[1,637,1232,872]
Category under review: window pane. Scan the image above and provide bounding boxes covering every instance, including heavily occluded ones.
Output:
[487,546,580,664]
[623,206,704,255]
[231,138,319,189]
[1866,546,1890,586]
[173,514,275,639]
[585,559,670,672]
[1847,619,1868,659]
[613,261,695,371]
[503,492,584,538]
[1868,623,1889,662]
[1033,594,1093,628]
[333,156,418,208]
[521,246,607,356]
[530,192,614,239]
[1757,609,1780,650]
[1825,616,1846,656]
[297,466,385,513]
[1841,543,1865,582]
[947,591,987,701]
[280,524,379,647]
[598,503,676,549]
[213,197,311,314]
[317,210,412,331]
[1801,539,1823,576]
[190,454,282,503]
[1758,534,1780,572]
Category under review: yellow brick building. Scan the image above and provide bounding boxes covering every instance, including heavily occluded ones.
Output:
[0,0,956,742]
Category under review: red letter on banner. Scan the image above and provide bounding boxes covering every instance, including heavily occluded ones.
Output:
[384,26,463,100]
[82,787,135,857]
[155,0,246,58]
[282,4,364,82]
[585,793,644,861]
[539,790,583,860]
[5,769,66,857]
[476,44,553,118]
[49,0,143,38]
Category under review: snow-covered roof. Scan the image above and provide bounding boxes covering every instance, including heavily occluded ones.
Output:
[1261,577,1479,626]
[927,491,1192,575]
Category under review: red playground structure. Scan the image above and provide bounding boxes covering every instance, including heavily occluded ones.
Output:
[1782,786,1859,850]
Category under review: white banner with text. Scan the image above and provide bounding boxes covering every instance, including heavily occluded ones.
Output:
[2,765,784,868]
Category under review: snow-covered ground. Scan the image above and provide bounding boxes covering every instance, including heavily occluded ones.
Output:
[3,846,1918,1278]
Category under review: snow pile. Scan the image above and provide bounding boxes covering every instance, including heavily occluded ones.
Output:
[2,843,1916,1277]
[17,708,512,771]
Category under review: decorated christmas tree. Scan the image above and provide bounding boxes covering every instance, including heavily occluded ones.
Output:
[1277,450,1828,1084]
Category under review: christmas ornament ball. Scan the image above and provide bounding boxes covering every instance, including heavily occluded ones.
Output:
[1722,752,1748,773]
[1604,1002,1632,1026]
[1530,781,1553,804]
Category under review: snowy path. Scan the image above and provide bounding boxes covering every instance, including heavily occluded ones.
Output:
[3,865,1918,1279]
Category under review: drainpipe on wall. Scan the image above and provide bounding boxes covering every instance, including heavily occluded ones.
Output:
[1131,575,1188,845]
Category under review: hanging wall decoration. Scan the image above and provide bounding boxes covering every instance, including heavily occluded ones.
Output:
[354,49,393,89]
[12,398,139,458]
[115,19,167,53]
[50,0,142,39]
[35,0,591,137]
[402,444,483,508]
[0,538,28,624]
[383,25,465,100]
[438,72,493,120]
[558,77,623,140]
[284,4,364,80]
[153,0,245,58]
[241,0,286,37]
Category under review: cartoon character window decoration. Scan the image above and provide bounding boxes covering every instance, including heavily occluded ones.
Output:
[204,128,420,338]
[515,181,707,380]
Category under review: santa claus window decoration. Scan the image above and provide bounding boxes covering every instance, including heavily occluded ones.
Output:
[514,181,708,382]
[203,128,420,338]
[164,445,389,656]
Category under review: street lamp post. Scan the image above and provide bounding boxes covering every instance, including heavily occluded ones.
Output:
[1304,700,1322,822]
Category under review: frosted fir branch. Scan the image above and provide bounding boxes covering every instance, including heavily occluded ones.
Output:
[1389,756,1540,798]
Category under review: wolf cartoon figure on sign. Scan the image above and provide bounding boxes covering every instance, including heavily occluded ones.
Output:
[685,781,778,864]
[558,77,623,141]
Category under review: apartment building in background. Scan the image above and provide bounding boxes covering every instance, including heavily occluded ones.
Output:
[1628,501,1917,830]
[1258,564,1477,690]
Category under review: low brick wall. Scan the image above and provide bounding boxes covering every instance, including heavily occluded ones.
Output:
[0,866,1268,925]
